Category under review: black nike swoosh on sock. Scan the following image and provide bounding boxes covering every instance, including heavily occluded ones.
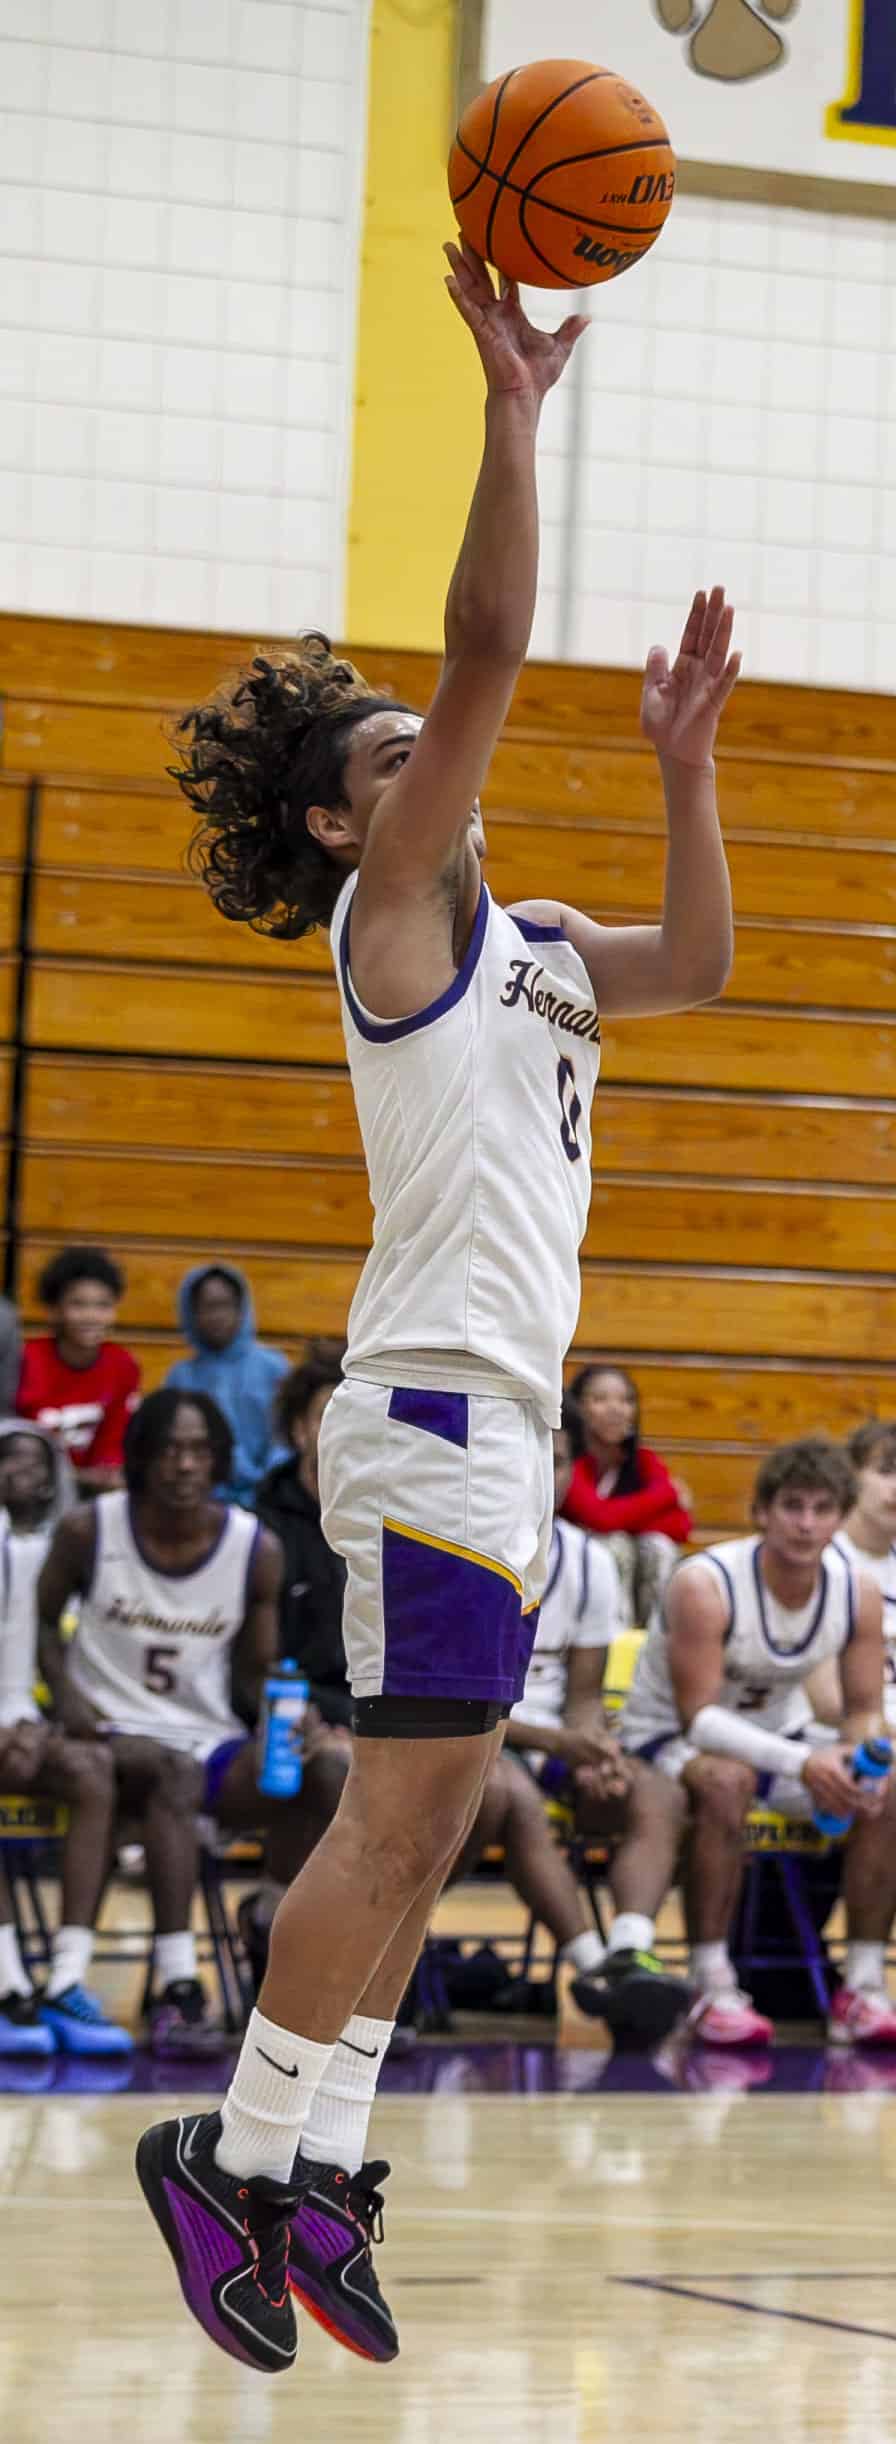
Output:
[340,2039,380,2059]
[256,2045,300,2079]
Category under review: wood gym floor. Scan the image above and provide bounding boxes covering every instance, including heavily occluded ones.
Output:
[3,2055,896,2444]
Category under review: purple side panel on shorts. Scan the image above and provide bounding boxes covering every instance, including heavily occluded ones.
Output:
[202,1734,252,1814]
[387,1388,469,1449]
[381,1524,522,1702]
[513,1605,541,1704]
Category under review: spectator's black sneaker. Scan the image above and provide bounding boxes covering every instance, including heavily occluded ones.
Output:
[572,1949,691,2042]
[148,1978,228,2059]
[289,2158,399,2362]
[135,2110,299,2372]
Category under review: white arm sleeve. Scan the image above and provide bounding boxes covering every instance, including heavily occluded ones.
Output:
[689,1706,812,1780]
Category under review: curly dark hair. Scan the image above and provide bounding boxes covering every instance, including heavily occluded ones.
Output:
[124,1387,234,1495]
[170,633,417,940]
[752,1435,855,1518]
[38,1245,125,1305]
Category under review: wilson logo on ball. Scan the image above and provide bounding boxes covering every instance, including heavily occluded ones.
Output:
[448,58,676,291]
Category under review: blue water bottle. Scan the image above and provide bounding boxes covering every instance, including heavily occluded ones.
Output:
[812,1735,893,1838]
[257,1661,309,1799]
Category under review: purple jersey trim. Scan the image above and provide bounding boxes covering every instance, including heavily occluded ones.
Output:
[339,882,489,1044]
[513,916,567,944]
[752,1544,829,1660]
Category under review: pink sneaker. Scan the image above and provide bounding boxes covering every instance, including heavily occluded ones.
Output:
[687,1989,774,2049]
[828,1987,896,2049]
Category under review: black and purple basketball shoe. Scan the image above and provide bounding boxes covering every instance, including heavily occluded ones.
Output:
[135,2110,299,2372]
[289,2158,398,2362]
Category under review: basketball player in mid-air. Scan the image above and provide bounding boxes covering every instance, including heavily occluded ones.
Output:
[136,240,740,2374]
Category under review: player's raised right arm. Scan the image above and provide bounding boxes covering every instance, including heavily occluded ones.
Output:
[355,244,587,905]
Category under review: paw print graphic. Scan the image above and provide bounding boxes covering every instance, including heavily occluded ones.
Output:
[654,0,799,82]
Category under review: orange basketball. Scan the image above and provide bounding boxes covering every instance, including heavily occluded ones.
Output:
[448,59,675,290]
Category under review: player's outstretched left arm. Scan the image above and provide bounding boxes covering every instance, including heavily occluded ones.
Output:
[512,588,739,1018]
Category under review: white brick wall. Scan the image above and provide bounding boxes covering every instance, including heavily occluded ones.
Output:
[0,0,369,634]
[526,194,896,691]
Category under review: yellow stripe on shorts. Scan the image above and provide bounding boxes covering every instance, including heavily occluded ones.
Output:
[382,1516,524,1598]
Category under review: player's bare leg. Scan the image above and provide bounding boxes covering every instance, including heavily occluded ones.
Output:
[830,1777,896,2047]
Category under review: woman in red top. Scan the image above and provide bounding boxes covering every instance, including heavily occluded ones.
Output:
[563,1364,693,1627]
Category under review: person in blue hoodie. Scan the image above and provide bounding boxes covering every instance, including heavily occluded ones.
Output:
[164,1265,289,1506]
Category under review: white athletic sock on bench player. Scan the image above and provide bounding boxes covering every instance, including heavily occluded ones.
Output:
[154,1932,197,1989]
[607,1913,655,1958]
[301,2013,395,2178]
[215,2006,336,2183]
[691,1941,737,1996]
[0,1922,32,1998]
[560,1930,604,1975]
[46,1926,94,1999]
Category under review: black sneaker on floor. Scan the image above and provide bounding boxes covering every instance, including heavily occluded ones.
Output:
[289,2158,399,2362]
[135,2109,299,2373]
[571,1949,691,2042]
[148,1978,229,2059]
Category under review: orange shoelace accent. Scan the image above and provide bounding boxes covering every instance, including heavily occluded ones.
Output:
[237,2187,288,2307]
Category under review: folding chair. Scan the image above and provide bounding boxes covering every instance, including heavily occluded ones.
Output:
[0,1793,255,2032]
[736,1807,842,2017]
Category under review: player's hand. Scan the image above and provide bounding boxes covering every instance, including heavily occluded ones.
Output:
[802,1745,888,1821]
[0,1719,52,1784]
[444,238,588,401]
[640,588,741,770]
[574,1748,633,1804]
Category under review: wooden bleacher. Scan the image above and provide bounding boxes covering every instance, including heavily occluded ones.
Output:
[2,608,896,1539]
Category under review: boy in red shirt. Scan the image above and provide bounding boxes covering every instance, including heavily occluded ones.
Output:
[17,1247,141,1493]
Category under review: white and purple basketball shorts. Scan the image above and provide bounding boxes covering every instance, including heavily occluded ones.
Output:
[318,1378,554,1717]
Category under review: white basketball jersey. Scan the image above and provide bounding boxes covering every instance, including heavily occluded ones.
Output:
[331,876,601,1427]
[512,1518,620,1734]
[833,1529,896,1725]
[68,1491,256,1757]
[622,1533,858,1754]
[0,1519,47,1727]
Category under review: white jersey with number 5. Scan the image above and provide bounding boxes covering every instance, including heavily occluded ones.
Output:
[68,1490,256,1757]
[331,876,601,1427]
[622,1533,858,1755]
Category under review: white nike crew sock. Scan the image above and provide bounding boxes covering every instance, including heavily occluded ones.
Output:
[216,2006,336,2183]
[301,2013,395,2177]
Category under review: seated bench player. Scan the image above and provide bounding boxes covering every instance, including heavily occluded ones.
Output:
[830,1421,896,1706]
[0,1419,131,2055]
[37,1389,350,2057]
[500,1414,690,2037]
[621,1435,896,2049]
